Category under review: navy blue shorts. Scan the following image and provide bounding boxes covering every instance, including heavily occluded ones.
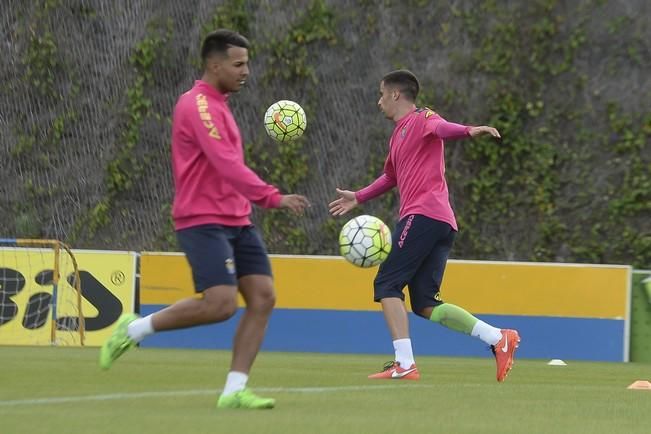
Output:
[176,224,272,292]
[374,214,456,314]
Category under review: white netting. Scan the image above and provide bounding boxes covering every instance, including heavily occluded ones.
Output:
[1,0,649,261]
[0,0,395,254]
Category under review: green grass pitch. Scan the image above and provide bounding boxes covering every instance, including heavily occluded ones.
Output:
[1,346,651,433]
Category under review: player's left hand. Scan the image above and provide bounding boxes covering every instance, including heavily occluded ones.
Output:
[329,188,358,216]
[469,126,501,139]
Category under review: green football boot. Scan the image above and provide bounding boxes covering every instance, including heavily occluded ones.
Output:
[99,313,139,370]
[217,388,276,409]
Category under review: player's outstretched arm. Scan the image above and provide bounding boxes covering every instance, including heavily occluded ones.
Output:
[279,194,311,215]
[329,188,358,216]
[468,126,501,139]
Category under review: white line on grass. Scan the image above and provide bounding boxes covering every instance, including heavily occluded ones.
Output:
[0,385,434,407]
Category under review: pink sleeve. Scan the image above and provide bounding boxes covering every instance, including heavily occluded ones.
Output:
[435,120,472,139]
[355,174,396,203]
[355,156,397,203]
[189,104,282,208]
[424,116,471,140]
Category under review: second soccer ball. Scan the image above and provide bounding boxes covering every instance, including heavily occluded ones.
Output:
[264,100,307,142]
[339,215,392,268]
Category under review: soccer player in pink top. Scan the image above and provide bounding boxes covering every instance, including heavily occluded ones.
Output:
[100,29,310,409]
[329,70,520,382]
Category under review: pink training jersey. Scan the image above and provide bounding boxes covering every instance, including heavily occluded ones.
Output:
[171,80,282,230]
[355,108,471,231]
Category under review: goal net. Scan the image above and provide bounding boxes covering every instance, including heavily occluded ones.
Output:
[0,239,85,346]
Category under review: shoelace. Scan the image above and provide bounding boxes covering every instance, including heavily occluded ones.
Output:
[381,361,397,371]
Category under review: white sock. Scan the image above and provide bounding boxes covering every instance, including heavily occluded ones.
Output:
[393,338,415,368]
[471,320,502,346]
[222,371,248,396]
[126,314,155,343]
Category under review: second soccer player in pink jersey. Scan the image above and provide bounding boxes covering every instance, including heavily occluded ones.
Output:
[329,69,521,382]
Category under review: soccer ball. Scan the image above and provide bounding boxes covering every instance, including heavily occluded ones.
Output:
[264,100,307,142]
[339,215,392,268]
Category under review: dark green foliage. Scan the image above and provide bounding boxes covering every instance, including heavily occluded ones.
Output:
[4,0,649,267]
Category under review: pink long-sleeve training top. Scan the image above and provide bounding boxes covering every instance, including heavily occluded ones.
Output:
[355,108,472,231]
[171,80,282,230]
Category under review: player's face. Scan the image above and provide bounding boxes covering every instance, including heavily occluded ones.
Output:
[377,81,397,120]
[214,46,249,93]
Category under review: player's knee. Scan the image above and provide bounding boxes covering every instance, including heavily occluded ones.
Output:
[206,296,238,322]
[414,307,434,319]
[410,300,430,319]
[202,288,238,322]
[247,287,276,313]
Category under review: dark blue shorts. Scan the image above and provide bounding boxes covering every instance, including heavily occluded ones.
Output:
[374,214,456,314]
[176,224,272,292]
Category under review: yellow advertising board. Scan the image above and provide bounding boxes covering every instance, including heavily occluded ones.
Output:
[0,248,136,346]
[443,260,630,318]
[139,252,196,305]
[141,253,629,319]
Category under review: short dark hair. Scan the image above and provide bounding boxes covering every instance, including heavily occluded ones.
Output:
[382,69,420,102]
[201,29,250,63]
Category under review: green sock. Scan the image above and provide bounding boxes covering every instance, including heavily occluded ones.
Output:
[429,303,479,335]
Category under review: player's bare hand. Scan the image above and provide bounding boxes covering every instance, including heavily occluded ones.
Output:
[469,126,501,139]
[280,194,310,215]
[329,188,358,216]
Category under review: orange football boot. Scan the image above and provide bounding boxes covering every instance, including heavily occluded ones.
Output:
[368,361,420,380]
[492,329,521,382]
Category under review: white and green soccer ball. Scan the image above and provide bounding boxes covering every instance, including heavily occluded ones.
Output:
[339,215,392,268]
[263,100,307,142]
